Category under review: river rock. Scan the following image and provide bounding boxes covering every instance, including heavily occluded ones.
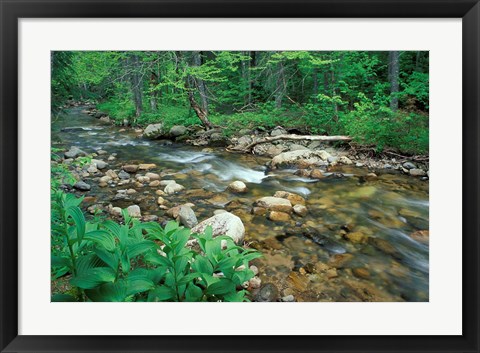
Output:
[268,211,291,222]
[145,172,160,181]
[293,204,308,217]
[289,144,308,151]
[368,237,401,259]
[228,180,247,193]
[170,125,187,137]
[139,163,156,170]
[110,207,122,217]
[273,191,305,206]
[164,182,185,194]
[143,123,165,139]
[73,181,90,191]
[209,132,228,147]
[97,149,108,155]
[91,159,108,169]
[255,283,279,302]
[252,207,267,216]
[87,165,98,174]
[127,205,141,218]
[149,180,161,187]
[254,143,287,157]
[191,212,245,244]
[237,135,253,147]
[64,146,87,159]
[410,230,429,243]
[281,295,295,302]
[403,161,416,170]
[352,267,371,279]
[160,180,176,186]
[178,205,198,228]
[310,169,324,179]
[255,196,292,213]
[126,188,136,195]
[409,168,426,177]
[338,156,353,165]
[248,276,262,289]
[270,126,287,137]
[105,169,118,179]
[343,231,366,244]
[328,253,354,268]
[364,172,378,181]
[118,170,130,180]
[123,164,139,173]
[271,149,330,169]
[99,175,112,184]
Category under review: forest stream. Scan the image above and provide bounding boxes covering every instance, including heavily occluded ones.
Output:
[53,107,429,302]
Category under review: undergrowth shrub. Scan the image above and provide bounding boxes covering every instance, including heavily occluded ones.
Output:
[51,191,261,302]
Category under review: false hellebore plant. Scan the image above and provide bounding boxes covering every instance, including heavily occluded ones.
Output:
[51,191,262,302]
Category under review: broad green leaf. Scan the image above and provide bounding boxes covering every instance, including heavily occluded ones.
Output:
[185,283,203,302]
[177,272,202,285]
[126,277,155,296]
[66,207,85,243]
[102,220,122,238]
[144,252,173,268]
[51,255,71,268]
[191,256,213,275]
[70,267,116,289]
[126,240,155,258]
[121,251,131,274]
[172,228,191,251]
[203,226,213,240]
[164,220,179,235]
[147,286,176,302]
[199,273,220,287]
[224,290,249,302]
[85,281,128,302]
[94,248,119,271]
[51,294,78,302]
[206,278,236,296]
[84,229,116,251]
[173,255,189,277]
[76,253,105,275]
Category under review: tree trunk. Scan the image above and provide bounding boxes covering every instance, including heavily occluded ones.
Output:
[129,55,143,120]
[149,71,158,112]
[389,51,400,111]
[275,57,285,109]
[312,68,318,102]
[186,51,213,129]
[241,51,252,105]
[192,51,208,113]
[229,134,352,152]
[188,91,213,129]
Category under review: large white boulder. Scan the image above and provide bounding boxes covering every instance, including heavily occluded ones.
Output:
[271,149,331,169]
[191,212,245,244]
[143,123,165,139]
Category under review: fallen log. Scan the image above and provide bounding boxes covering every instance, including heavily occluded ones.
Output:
[229,134,352,152]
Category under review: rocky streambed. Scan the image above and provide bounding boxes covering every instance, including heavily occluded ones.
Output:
[52,106,429,302]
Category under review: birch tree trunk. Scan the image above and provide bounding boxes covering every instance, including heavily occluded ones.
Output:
[389,51,400,111]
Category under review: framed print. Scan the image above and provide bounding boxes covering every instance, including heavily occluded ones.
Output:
[1,0,479,352]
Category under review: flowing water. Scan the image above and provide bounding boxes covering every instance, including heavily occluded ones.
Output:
[52,107,429,302]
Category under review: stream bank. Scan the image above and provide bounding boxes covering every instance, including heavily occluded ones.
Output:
[52,105,429,302]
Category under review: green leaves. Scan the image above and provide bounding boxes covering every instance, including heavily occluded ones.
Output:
[52,190,261,303]
[84,230,116,251]
[71,267,116,289]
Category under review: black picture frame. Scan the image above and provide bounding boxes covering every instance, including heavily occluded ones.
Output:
[1,1,478,352]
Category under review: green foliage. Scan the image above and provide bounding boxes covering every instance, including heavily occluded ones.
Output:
[51,191,261,302]
[341,94,428,153]
[53,50,429,154]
